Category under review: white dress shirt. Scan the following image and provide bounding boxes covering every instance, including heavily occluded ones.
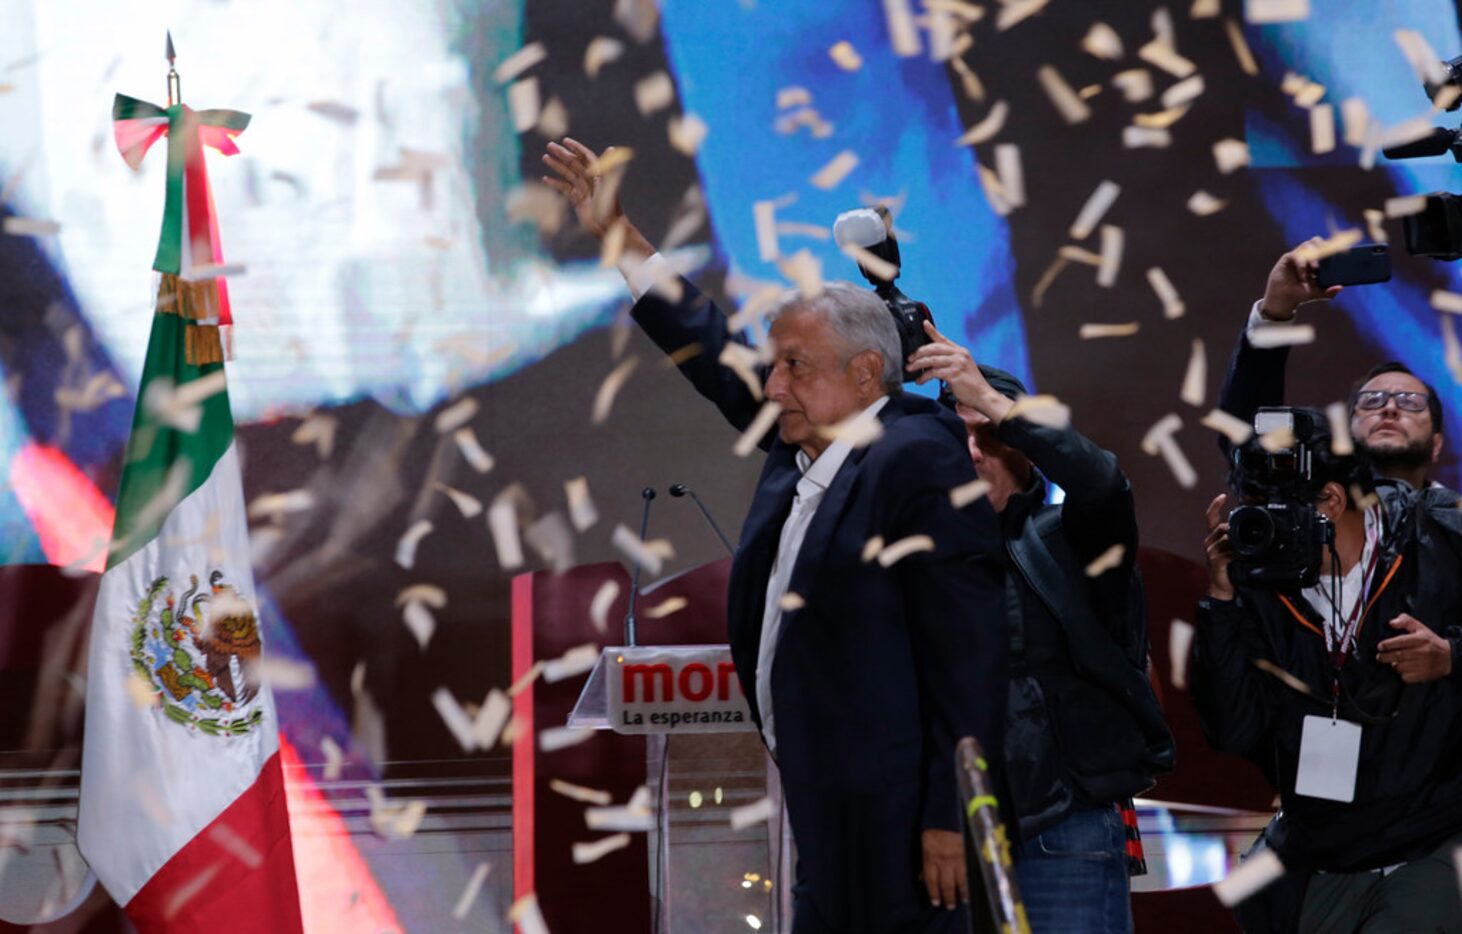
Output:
[755,396,889,754]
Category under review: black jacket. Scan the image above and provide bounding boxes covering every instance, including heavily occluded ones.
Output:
[997,415,1175,840]
[1192,481,1462,872]
[631,279,1008,931]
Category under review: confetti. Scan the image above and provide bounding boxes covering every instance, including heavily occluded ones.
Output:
[878,534,936,567]
[1202,408,1255,445]
[950,56,986,101]
[719,342,767,402]
[1143,414,1198,489]
[1364,209,1387,243]
[1081,23,1124,60]
[1247,325,1315,349]
[562,476,599,532]
[507,183,565,236]
[574,833,632,865]
[539,726,594,752]
[290,414,336,459]
[1214,849,1286,906]
[994,143,1025,208]
[1310,104,1335,154]
[611,523,670,576]
[1080,322,1139,339]
[435,397,479,434]
[321,737,344,782]
[950,479,992,508]
[452,863,491,920]
[810,151,860,190]
[125,670,158,708]
[435,483,483,520]
[1008,394,1071,428]
[207,823,263,869]
[433,688,479,751]
[526,511,576,573]
[473,689,512,749]
[551,780,614,806]
[1123,126,1172,148]
[454,427,495,474]
[819,406,885,448]
[862,536,885,562]
[1139,39,1197,78]
[615,0,659,42]
[1132,106,1189,129]
[395,519,433,570]
[585,792,654,831]
[883,0,923,55]
[1325,401,1354,455]
[494,42,547,84]
[1187,191,1226,216]
[584,37,624,78]
[977,165,1014,216]
[1213,138,1250,174]
[1191,0,1220,15]
[1085,544,1126,577]
[1162,75,1205,110]
[1112,68,1154,103]
[590,580,620,635]
[754,200,781,261]
[507,77,540,134]
[1394,29,1449,88]
[668,113,708,156]
[996,0,1049,32]
[955,101,1009,146]
[510,894,550,934]
[163,864,223,920]
[488,488,525,571]
[591,357,639,425]
[544,644,601,683]
[1037,65,1091,124]
[2,216,60,237]
[1341,98,1372,148]
[1096,225,1124,287]
[1181,339,1207,407]
[734,402,783,457]
[777,86,812,108]
[927,6,957,62]
[1378,113,1436,150]
[254,657,316,691]
[1432,290,1462,315]
[829,41,864,70]
[1223,19,1259,76]
[644,596,689,619]
[1444,315,1462,387]
[778,592,806,611]
[1069,180,1120,240]
[634,71,675,116]
[538,97,569,139]
[399,599,436,650]
[1152,6,1176,45]
[731,795,776,830]
[1385,195,1428,218]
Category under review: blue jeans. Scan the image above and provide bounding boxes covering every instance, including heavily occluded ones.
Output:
[1014,805,1133,934]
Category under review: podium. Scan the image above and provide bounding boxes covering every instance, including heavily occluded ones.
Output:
[511,559,791,932]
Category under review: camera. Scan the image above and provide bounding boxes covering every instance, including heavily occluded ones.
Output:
[832,206,934,382]
[1226,408,1337,589]
[1383,54,1462,259]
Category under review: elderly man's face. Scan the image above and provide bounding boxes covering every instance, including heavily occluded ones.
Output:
[765,309,877,459]
[1349,371,1442,471]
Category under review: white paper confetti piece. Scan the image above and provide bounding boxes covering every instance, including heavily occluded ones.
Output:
[950,479,992,508]
[955,101,1009,146]
[1069,180,1120,241]
[862,536,885,563]
[996,0,1049,31]
[539,726,594,753]
[494,42,547,84]
[778,249,824,299]
[1143,414,1198,489]
[525,511,576,573]
[611,524,667,576]
[1377,113,1437,151]
[840,241,900,282]
[1213,849,1286,906]
[811,150,860,190]
[818,407,885,448]
[125,670,159,708]
[668,113,708,156]
[254,656,316,691]
[644,596,688,619]
[452,863,491,920]
[1081,23,1123,60]
[508,78,540,134]
[1142,413,1183,455]
[777,86,812,108]
[730,795,776,830]
[488,489,525,571]
[994,143,1025,208]
[399,600,436,650]
[1224,18,1259,75]
[1191,0,1220,16]
[1213,138,1251,174]
[1007,394,1072,428]
[585,36,625,78]
[1096,225,1124,287]
[1080,322,1140,339]
[1169,619,1195,689]
[1386,195,1428,218]
[395,520,433,570]
[290,414,336,459]
[1432,290,1462,315]
[778,592,806,611]
[754,200,780,261]
[1364,209,1387,244]
[1142,267,1183,321]
[1247,324,1316,348]
[590,580,620,635]
[1187,191,1227,216]
[2,216,60,237]
[433,687,479,751]
[1320,400,1355,456]
[634,71,675,116]
[1085,544,1126,577]
[510,893,550,934]
[574,833,631,864]
[878,534,936,567]
[544,644,600,684]
[1138,39,1197,78]
[1443,315,1462,386]
[1037,65,1091,124]
[734,402,783,457]
[1310,104,1336,154]
[883,0,923,55]
[436,398,479,434]
[551,779,613,806]
[1201,409,1254,445]
[1112,68,1154,103]
[1162,75,1205,110]
[1393,29,1449,88]
[1124,126,1172,148]
[435,483,483,519]
[559,476,599,532]
[321,736,344,782]
[829,40,864,70]
[472,689,512,749]
[592,357,639,425]
[448,427,493,475]
[1181,339,1207,407]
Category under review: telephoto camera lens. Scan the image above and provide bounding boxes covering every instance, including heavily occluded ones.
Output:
[1228,506,1275,558]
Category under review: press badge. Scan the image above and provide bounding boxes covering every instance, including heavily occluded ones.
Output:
[1295,715,1362,802]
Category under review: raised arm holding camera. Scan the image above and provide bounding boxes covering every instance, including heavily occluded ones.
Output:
[908,329,1174,934]
[1194,407,1462,933]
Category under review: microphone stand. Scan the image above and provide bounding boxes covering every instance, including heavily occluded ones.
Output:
[624,487,655,647]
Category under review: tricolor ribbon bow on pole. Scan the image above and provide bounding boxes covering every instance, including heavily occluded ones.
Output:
[111,35,250,364]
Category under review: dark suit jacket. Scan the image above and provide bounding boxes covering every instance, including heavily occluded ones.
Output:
[1217,320,1291,457]
[633,279,1007,930]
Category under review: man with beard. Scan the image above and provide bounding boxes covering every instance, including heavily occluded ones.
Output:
[1220,239,1447,494]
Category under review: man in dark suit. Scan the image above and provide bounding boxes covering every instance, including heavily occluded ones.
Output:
[545,138,1008,932]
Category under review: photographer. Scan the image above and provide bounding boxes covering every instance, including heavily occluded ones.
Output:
[1194,409,1462,932]
[909,330,1174,934]
[1220,240,1448,496]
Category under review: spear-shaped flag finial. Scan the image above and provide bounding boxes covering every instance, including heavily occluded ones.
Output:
[165,30,175,65]
[165,31,181,106]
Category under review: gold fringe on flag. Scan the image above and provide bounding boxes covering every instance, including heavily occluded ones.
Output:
[155,273,222,322]
[186,324,225,365]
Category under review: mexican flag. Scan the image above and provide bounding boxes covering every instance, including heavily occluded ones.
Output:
[77,301,303,931]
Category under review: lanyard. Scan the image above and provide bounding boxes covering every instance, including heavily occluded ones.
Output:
[1320,518,1382,670]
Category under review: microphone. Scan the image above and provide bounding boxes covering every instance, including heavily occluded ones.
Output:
[1382,127,1459,160]
[624,487,655,647]
[669,483,735,557]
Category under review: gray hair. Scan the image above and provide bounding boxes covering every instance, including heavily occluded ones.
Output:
[767,281,903,394]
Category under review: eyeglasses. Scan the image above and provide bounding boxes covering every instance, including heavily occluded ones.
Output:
[1355,389,1430,413]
